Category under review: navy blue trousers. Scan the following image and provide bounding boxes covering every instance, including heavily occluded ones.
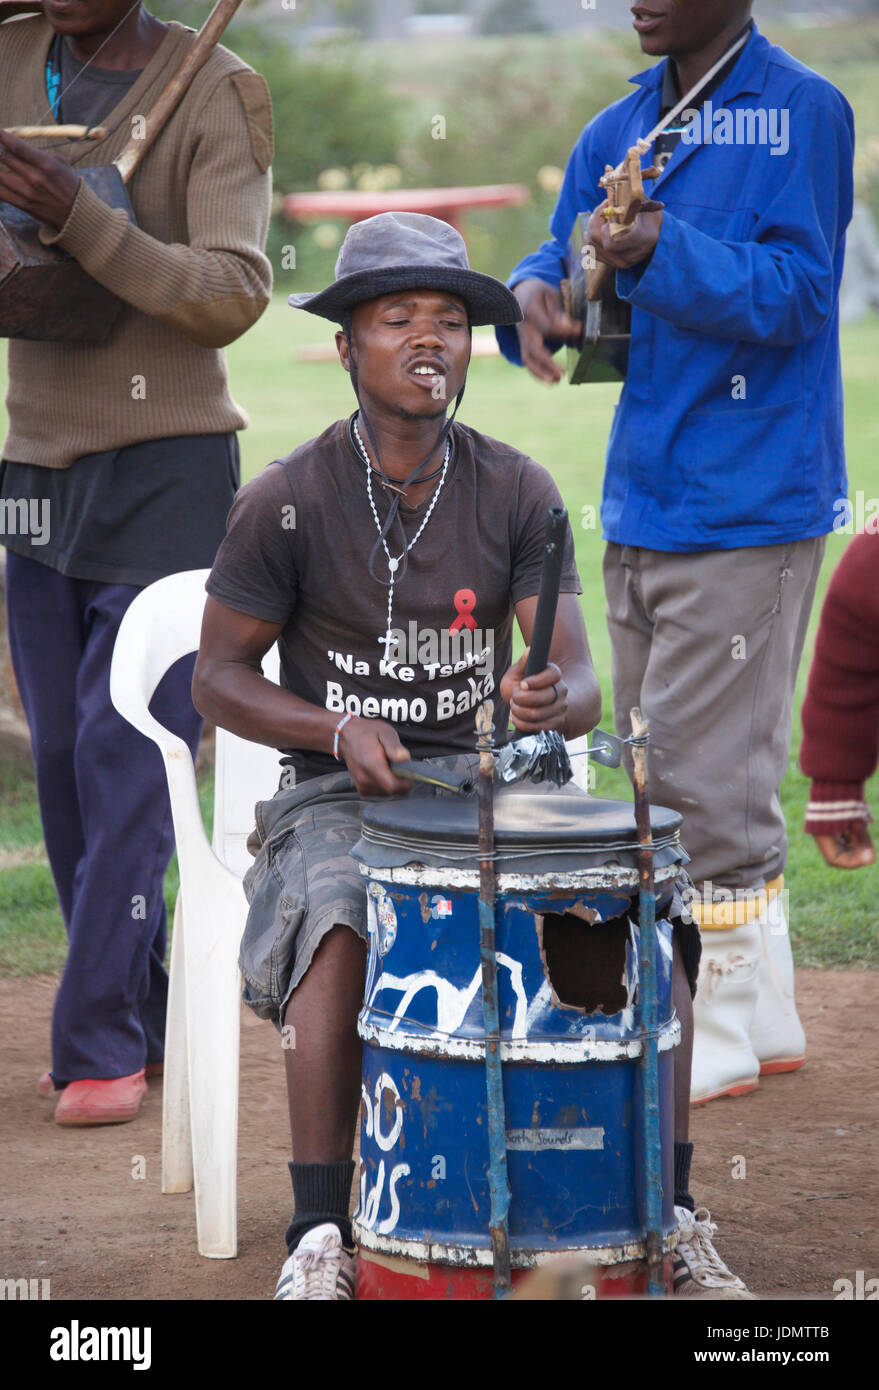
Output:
[5,551,202,1084]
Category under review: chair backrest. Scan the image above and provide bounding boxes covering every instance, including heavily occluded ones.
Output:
[110,569,282,878]
[212,648,282,877]
[110,570,213,750]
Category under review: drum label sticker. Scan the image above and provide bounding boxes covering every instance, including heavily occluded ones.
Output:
[368,883,398,957]
[506,1127,606,1151]
[418,892,453,923]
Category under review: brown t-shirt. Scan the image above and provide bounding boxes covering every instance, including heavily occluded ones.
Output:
[206,416,581,780]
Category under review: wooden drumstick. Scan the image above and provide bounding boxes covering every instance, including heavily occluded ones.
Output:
[4,126,108,141]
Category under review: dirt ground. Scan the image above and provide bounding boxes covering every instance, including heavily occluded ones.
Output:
[1,968,877,1301]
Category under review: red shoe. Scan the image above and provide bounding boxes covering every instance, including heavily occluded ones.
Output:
[39,1061,162,1098]
[54,1071,147,1126]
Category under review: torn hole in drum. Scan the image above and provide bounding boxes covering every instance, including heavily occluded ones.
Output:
[536,907,635,1016]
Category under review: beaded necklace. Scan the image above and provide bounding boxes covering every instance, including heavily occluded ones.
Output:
[352,414,450,656]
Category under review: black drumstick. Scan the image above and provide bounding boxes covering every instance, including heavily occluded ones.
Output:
[524,506,568,678]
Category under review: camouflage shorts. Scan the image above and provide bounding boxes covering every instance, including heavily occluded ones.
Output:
[239,755,478,1030]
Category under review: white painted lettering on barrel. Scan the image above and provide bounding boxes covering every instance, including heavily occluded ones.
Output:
[373,1073,403,1153]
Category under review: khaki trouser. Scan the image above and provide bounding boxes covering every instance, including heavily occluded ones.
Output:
[603,538,826,892]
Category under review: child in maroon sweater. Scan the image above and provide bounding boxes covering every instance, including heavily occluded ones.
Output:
[801,530,879,869]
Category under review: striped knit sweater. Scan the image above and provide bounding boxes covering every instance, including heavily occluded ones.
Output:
[800,530,879,834]
[0,16,273,468]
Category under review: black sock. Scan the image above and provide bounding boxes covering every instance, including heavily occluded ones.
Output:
[284,1160,355,1255]
[674,1140,695,1212]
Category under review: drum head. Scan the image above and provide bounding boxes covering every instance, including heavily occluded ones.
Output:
[356,781,683,872]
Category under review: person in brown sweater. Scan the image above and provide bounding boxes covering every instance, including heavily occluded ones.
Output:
[0,0,272,1124]
[801,529,879,870]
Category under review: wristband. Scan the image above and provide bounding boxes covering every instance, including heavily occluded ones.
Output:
[333,713,355,760]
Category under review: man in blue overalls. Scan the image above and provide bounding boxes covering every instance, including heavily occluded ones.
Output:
[498,0,854,1289]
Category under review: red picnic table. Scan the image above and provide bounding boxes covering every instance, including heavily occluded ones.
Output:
[285,185,527,361]
[282,184,529,236]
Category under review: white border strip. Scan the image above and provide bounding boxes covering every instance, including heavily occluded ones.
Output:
[358,1016,681,1061]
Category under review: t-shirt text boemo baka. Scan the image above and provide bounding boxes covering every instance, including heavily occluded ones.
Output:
[206,418,582,781]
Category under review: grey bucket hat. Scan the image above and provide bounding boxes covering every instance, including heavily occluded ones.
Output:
[287,211,523,328]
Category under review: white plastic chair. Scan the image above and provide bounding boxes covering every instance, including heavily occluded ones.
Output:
[109,569,280,1259]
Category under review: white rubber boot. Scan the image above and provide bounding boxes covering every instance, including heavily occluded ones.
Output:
[691,920,761,1105]
[749,892,806,1074]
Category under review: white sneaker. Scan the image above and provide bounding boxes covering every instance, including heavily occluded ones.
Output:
[750,893,806,1074]
[274,1224,357,1301]
[691,921,761,1104]
[672,1206,755,1299]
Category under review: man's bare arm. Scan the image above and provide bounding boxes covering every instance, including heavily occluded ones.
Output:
[192,596,413,797]
[501,592,602,737]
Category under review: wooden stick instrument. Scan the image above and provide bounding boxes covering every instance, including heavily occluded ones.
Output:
[0,0,245,344]
[562,27,752,382]
[115,0,245,182]
[584,27,751,302]
[4,126,108,141]
[586,148,664,302]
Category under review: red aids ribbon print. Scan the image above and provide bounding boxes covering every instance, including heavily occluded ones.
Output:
[450,588,477,632]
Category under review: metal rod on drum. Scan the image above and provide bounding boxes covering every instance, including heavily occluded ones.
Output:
[476,699,512,1298]
[630,706,665,1297]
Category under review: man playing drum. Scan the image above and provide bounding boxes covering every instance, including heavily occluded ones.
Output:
[194,211,751,1300]
[0,1,272,1122]
[498,3,854,1111]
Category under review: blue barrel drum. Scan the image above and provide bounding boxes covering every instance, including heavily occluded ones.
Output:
[351,779,687,1300]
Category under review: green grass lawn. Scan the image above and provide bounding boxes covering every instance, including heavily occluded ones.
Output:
[1,301,877,974]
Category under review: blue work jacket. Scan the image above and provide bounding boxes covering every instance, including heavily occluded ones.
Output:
[497,24,855,552]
